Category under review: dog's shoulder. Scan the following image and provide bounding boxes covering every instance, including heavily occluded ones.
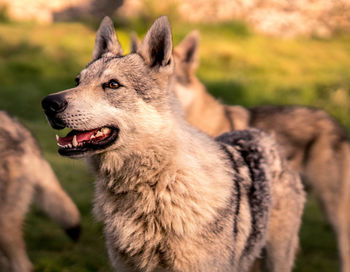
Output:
[216,128,274,261]
[215,128,273,195]
[216,128,273,173]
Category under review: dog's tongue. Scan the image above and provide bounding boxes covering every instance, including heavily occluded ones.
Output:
[58,129,99,145]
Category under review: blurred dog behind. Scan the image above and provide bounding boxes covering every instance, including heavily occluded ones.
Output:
[0,111,81,272]
[145,30,350,272]
[42,16,304,271]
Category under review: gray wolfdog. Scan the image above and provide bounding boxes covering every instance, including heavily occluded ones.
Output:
[42,16,304,272]
[164,31,350,272]
[0,111,81,272]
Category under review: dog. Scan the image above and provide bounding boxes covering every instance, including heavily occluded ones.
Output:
[160,30,350,272]
[0,111,81,272]
[42,16,305,272]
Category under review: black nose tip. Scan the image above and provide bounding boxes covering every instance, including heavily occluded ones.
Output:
[42,94,67,114]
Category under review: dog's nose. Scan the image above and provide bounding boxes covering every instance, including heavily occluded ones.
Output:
[41,94,67,114]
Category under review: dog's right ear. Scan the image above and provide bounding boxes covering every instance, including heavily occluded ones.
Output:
[137,16,173,68]
[175,30,200,72]
[92,16,123,61]
[130,32,140,53]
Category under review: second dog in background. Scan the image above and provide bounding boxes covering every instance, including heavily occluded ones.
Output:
[0,111,81,272]
[167,30,350,272]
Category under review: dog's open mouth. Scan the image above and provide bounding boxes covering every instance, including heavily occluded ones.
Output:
[56,126,119,156]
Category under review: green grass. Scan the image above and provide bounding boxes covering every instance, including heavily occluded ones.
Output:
[0,19,348,270]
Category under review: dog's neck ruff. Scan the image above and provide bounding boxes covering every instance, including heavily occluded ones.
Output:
[90,125,235,268]
[96,146,173,192]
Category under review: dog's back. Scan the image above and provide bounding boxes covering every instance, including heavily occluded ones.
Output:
[216,129,272,270]
[217,129,305,271]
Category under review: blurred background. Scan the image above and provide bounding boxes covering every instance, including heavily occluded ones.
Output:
[0,0,350,271]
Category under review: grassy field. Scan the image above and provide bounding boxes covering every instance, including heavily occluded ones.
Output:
[0,17,349,271]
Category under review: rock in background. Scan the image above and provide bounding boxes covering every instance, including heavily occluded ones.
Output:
[1,0,350,37]
[0,0,124,23]
[117,0,350,37]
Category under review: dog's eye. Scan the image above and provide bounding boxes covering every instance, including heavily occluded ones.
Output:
[75,77,80,86]
[109,80,120,89]
[103,79,120,90]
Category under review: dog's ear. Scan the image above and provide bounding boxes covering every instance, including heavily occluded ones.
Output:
[92,16,123,60]
[137,16,173,67]
[175,30,199,71]
[130,32,140,53]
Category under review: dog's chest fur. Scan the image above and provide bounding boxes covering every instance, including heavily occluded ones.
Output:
[90,129,273,272]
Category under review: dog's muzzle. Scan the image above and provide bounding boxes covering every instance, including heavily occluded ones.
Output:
[41,94,67,129]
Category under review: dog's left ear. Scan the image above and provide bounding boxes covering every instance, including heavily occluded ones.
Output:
[175,30,200,72]
[92,16,123,60]
[137,16,173,67]
[130,32,140,53]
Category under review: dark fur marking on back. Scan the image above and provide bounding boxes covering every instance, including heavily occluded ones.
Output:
[219,144,241,237]
[216,130,271,263]
[218,143,244,266]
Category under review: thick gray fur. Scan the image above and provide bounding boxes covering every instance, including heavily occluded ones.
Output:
[42,16,305,272]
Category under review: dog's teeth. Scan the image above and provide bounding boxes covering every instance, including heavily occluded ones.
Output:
[57,143,63,147]
[68,144,72,148]
[56,134,59,141]
[72,135,78,147]
[91,135,95,139]
[95,131,103,137]
[101,127,110,134]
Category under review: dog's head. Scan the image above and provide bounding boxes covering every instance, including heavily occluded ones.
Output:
[42,16,175,158]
